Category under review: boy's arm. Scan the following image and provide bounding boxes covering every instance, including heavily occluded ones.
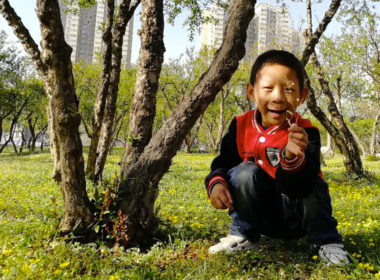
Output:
[205,117,242,198]
[276,127,321,198]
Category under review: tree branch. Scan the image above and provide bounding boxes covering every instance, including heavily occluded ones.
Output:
[301,0,341,66]
[0,0,47,78]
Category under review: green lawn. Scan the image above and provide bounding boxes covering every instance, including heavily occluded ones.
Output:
[0,149,379,279]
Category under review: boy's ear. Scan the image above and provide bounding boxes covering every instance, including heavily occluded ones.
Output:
[299,87,309,104]
[246,83,255,102]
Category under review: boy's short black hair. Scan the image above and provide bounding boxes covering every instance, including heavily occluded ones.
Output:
[249,50,305,89]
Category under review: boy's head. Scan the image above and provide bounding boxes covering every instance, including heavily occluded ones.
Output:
[246,49,309,127]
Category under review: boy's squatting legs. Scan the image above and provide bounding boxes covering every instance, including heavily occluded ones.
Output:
[227,161,342,243]
[210,161,348,265]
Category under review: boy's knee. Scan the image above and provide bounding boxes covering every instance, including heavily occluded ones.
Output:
[301,177,333,220]
[229,161,257,189]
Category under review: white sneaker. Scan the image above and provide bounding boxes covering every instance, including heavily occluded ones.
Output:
[208,235,259,254]
[318,243,350,266]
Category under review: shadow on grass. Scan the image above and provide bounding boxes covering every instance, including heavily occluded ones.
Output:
[153,217,222,244]
[323,170,380,186]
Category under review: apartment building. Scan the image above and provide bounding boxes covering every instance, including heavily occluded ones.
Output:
[200,2,303,57]
[200,3,227,49]
[58,0,133,66]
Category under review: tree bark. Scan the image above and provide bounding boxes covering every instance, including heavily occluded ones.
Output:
[86,0,115,180]
[370,110,380,155]
[204,120,217,151]
[10,138,19,155]
[306,75,348,157]
[326,114,333,152]
[38,0,94,233]
[47,103,61,182]
[301,0,341,65]
[184,114,203,153]
[215,88,233,152]
[116,0,256,245]
[92,0,141,183]
[118,0,165,172]
[35,124,48,151]
[302,0,363,176]
[348,125,367,157]
[27,116,37,151]
[0,119,3,145]
[310,53,363,176]
[0,0,94,233]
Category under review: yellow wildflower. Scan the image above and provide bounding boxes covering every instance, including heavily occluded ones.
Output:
[21,264,32,274]
[60,261,70,268]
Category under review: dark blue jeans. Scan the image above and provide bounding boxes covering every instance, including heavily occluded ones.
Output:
[228,161,342,244]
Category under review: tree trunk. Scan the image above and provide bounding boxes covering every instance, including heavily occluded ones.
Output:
[109,108,128,153]
[11,138,19,155]
[86,0,115,180]
[326,114,333,151]
[310,53,363,176]
[348,125,367,157]
[0,118,3,151]
[115,0,256,245]
[0,0,94,233]
[27,116,38,151]
[184,114,203,153]
[40,131,46,151]
[302,0,363,176]
[370,110,380,155]
[21,127,28,154]
[301,0,341,65]
[34,125,47,152]
[214,90,226,153]
[204,120,217,151]
[0,96,28,154]
[92,0,141,183]
[47,104,61,182]
[305,75,352,163]
[215,88,233,152]
[118,0,165,172]
[37,0,94,233]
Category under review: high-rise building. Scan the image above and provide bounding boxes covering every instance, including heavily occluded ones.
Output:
[58,0,133,66]
[200,2,303,58]
[200,3,227,48]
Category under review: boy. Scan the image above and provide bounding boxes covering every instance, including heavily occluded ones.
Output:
[205,50,349,266]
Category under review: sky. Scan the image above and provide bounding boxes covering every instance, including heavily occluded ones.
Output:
[0,0,378,64]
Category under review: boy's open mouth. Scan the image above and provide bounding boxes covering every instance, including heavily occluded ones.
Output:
[267,109,288,119]
[268,109,286,114]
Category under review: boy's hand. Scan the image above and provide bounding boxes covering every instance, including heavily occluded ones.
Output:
[210,183,234,211]
[285,124,308,159]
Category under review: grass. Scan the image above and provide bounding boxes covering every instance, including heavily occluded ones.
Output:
[0,148,379,279]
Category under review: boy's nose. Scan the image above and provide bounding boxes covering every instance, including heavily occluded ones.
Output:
[272,87,286,102]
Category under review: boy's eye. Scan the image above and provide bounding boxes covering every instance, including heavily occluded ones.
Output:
[285,88,294,92]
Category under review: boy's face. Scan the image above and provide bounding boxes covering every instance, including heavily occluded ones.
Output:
[246,63,309,128]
